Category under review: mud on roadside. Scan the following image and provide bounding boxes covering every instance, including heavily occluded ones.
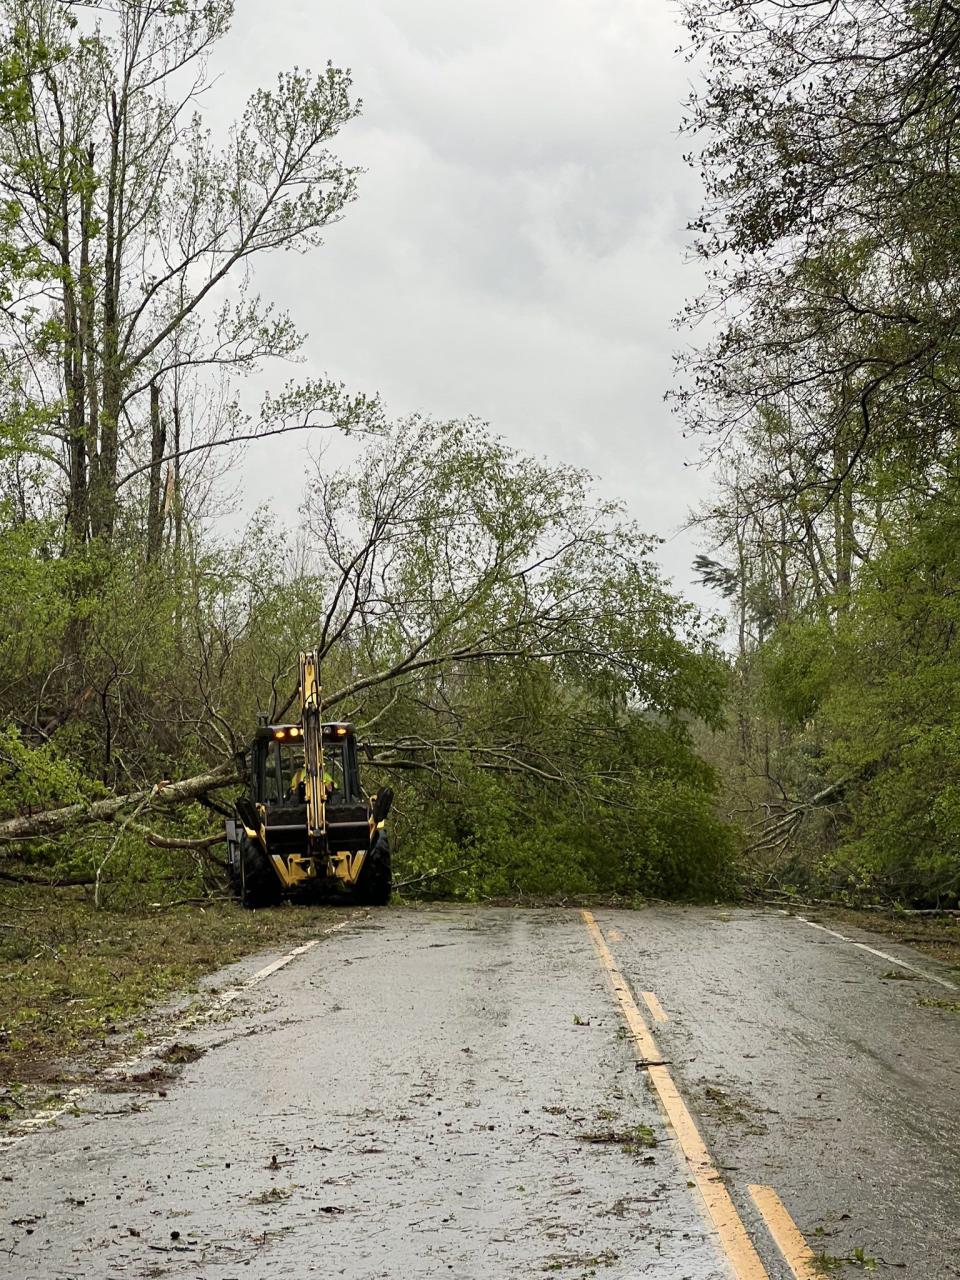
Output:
[0,883,350,1123]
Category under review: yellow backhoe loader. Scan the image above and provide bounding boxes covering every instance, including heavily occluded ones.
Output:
[225,651,393,907]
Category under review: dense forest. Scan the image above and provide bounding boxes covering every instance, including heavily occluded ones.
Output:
[678,0,960,906]
[0,0,730,906]
[3,0,957,912]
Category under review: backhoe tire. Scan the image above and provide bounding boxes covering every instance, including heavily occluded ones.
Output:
[240,834,281,909]
[355,834,391,907]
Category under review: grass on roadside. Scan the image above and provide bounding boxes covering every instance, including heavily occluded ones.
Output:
[815,908,960,971]
[0,882,348,1090]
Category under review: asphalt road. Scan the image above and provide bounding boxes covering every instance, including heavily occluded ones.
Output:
[2,906,959,1279]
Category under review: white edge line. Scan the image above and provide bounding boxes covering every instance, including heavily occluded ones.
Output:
[798,917,849,941]
[219,936,324,1002]
[852,942,957,992]
[796,915,958,992]
[0,921,351,1149]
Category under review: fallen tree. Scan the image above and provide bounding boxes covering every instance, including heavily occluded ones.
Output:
[0,765,238,845]
[0,419,731,904]
[742,777,851,861]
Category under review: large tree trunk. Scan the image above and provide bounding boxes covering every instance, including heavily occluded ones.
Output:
[172,391,183,562]
[80,141,100,531]
[58,124,87,544]
[0,765,238,845]
[92,91,122,540]
[146,380,166,561]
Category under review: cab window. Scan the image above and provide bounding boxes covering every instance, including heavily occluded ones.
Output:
[263,742,305,803]
[323,743,346,799]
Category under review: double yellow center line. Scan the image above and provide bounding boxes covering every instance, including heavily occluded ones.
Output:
[581,910,820,1280]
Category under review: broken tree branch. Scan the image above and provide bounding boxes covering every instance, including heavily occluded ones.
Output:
[129,823,227,851]
[743,776,852,857]
[0,867,95,887]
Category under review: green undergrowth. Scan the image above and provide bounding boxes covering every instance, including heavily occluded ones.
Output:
[0,883,347,1089]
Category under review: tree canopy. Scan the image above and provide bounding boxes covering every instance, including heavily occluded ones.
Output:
[680,0,960,905]
[0,0,735,905]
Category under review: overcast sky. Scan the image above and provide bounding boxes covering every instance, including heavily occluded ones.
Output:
[213,0,714,602]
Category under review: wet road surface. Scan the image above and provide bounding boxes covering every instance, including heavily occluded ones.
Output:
[2,906,959,1278]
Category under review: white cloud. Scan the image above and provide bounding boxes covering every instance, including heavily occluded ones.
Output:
[209,0,715,604]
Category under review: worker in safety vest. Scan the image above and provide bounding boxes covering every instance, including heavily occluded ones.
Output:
[288,767,334,800]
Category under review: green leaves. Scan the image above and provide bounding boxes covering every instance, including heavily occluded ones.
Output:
[760,618,837,728]
[0,723,91,820]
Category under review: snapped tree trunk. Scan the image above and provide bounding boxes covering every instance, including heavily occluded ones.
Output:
[146,380,166,561]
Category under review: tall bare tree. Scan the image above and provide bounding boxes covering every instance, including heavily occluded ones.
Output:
[0,0,376,544]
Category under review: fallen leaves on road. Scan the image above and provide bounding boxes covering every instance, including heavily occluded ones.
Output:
[160,1042,205,1065]
[580,1124,657,1155]
[251,1185,295,1205]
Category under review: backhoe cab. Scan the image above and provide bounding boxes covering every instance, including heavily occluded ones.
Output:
[226,651,393,908]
